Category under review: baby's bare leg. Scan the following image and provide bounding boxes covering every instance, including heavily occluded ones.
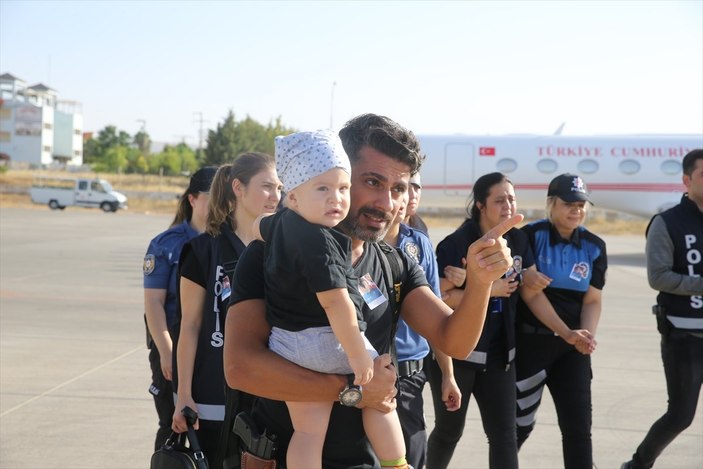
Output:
[286,400,333,469]
[363,407,406,462]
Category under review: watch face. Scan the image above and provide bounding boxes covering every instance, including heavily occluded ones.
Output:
[340,387,362,406]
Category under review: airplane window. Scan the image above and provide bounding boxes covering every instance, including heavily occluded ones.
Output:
[537,159,558,174]
[496,158,518,173]
[618,159,641,175]
[577,159,599,174]
[660,160,681,176]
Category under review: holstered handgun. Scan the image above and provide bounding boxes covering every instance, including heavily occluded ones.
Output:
[652,304,671,336]
[233,412,277,468]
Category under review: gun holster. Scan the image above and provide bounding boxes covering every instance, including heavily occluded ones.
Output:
[233,412,277,469]
[241,452,276,469]
[652,304,671,336]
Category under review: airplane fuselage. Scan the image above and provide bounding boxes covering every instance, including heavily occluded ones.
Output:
[416,134,703,217]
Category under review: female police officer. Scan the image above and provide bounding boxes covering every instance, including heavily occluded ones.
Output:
[143,166,217,450]
[171,153,281,465]
[514,173,606,469]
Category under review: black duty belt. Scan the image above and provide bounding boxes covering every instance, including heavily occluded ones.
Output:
[518,323,557,336]
[397,358,424,377]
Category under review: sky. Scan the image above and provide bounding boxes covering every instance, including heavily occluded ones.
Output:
[1,0,702,145]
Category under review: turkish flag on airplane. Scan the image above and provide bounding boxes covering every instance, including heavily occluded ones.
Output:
[479,147,496,156]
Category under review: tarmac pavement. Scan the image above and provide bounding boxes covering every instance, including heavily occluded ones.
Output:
[0,208,701,469]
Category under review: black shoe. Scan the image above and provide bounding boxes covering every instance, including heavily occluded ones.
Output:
[620,462,633,469]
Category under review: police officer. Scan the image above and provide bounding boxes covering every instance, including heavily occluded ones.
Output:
[621,149,703,469]
[143,166,216,450]
[403,173,429,235]
[514,173,605,469]
[384,178,441,469]
[172,154,281,466]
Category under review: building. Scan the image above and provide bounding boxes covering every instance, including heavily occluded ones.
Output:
[0,72,83,166]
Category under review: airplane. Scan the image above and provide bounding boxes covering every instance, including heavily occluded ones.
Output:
[415,133,703,218]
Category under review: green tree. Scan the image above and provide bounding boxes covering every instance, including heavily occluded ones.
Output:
[134,130,151,156]
[175,143,199,174]
[266,116,294,149]
[204,111,238,166]
[148,143,198,175]
[97,125,132,149]
[92,146,129,173]
[124,147,148,173]
[83,125,132,167]
[131,154,149,174]
[203,110,296,165]
[83,137,101,164]
[161,147,182,175]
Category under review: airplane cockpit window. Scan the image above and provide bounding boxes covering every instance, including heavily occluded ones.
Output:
[660,160,681,176]
[496,158,518,173]
[577,159,599,174]
[537,159,558,174]
[618,159,641,175]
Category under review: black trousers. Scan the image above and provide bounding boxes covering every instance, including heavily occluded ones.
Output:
[426,356,518,469]
[629,330,703,469]
[194,420,224,467]
[397,369,428,469]
[148,345,175,451]
[514,332,593,469]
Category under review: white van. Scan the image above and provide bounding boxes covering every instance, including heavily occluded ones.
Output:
[30,177,128,212]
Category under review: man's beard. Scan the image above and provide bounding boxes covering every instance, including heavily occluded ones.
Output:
[339,207,393,243]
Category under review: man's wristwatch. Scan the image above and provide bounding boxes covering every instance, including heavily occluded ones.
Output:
[339,374,362,407]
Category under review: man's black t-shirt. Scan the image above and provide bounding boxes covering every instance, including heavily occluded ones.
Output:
[228,238,428,468]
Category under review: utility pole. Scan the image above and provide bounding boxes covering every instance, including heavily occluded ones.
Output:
[193,112,208,157]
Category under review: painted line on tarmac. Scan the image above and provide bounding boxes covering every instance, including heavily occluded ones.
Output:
[0,289,141,304]
[0,344,144,418]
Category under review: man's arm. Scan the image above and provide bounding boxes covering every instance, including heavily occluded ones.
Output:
[224,299,397,412]
[647,215,703,295]
[402,214,523,359]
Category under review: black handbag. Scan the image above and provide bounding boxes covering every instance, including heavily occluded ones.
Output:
[151,406,209,469]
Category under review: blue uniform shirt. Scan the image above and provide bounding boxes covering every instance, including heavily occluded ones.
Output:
[395,223,441,361]
[143,220,199,330]
[519,219,607,329]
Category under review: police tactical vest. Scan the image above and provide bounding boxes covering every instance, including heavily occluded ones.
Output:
[175,223,245,421]
[653,195,703,331]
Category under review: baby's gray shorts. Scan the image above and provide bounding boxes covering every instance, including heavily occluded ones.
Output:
[269,325,379,374]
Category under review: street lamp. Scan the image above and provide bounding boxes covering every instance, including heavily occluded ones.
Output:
[330,81,337,131]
